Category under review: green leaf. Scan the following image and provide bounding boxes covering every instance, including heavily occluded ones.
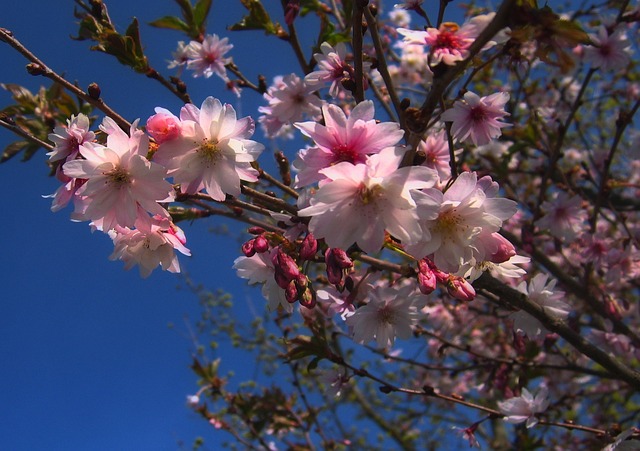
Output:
[149,15,190,32]
[1,140,28,163]
[175,0,195,23]
[229,0,280,35]
[193,0,212,29]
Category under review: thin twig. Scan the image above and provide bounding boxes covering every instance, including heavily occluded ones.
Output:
[0,28,131,131]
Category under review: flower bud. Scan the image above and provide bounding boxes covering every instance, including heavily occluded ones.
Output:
[299,233,318,261]
[489,233,516,264]
[272,247,301,281]
[446,276,476,301]
[285,281,298,303]
[146,112,181,144]
[253,235,269,253]
[298,286,316,309]
[248,226,265,235]
[417,258,437,294]
[241,238,256,257]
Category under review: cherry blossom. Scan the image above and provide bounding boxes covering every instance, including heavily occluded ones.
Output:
[108,216,191,278]
[305,42,367,98]
[416,129,453,182]
[535,191,585,242]
[512,273,570,338]
[47,113,95,163]
[584,25,632,71]
[293,101,405,187]
[297,148,439,254]
[498,385,550,428]
[62,117,174,231]
[346,284,421,348]
[258,74,323,138]
[440,91,510,146]
[397,13,507,66]
[184,34,233,80]
[407,172,517,273]
[152,96,264,201]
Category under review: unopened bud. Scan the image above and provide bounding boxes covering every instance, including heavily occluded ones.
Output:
[241,239,256,257]
[248,226,266,235]
[146,111,180,143]
[298,286,316,308]
[253,235,269,253]
[285,281,298,303]
[417,258,437,294]
[26,63,45,76]
[87,82,101,100]
[272,248,301,281]
[489,233,516,264]
[299,233,318,260]
[446,276,476,301]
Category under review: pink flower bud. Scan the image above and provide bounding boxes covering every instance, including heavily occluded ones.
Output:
[284,0,300,25]
[248,226,265,235]
[272,248,301,281]
[489,233,516,263]
[299,233,318,261]
[327,248,353,269]
[298,286,316,309]
[325,248,353,288]
[285,281,298,303]
[241,238,256,257]
[253,235,269,253]
[146,112,181,144]
[417,258,437,294]
[446,276,476,301]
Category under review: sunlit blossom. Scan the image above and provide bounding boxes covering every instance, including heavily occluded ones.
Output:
[152,96,263,201]
[441,91,510,146]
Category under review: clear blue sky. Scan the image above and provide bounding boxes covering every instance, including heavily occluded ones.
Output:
[0,1,298,449]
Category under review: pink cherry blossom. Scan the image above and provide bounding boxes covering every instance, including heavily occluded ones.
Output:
[440,91,510,146]
[62,117,174,231]
[258,73,323,138]
[417,129,453,182]
[535,191,585,242]
[297,148,439,254]
[146,108,181,144]
[498,385,550,428]
[152,96,264,201]
[293,101,405,187]
[167,41,189,70]
[397,14,507,66]
[47,113,95,163]
[305,42,368,98]
[512,273,569,338]
[184,34,233,80]
[346,284,421,348]
[407,172,517,273]
[109,216,191,278]
[584,25,632,72]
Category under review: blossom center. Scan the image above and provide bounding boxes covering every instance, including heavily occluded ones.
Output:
[469,106,487,122]
[358,183,384,205]
[198,139,222,164]
[433,208,468,242]
[332,144,362,164]
[433,24,462,50]
[106,166,131,187]
[377,304,396,325]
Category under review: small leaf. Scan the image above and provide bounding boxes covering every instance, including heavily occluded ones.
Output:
[149,15,190,32]
[193,0,212,29]
[229,0,279,35]
[1,140,28,163]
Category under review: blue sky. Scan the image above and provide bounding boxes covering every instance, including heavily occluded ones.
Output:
[0,1,299,449]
